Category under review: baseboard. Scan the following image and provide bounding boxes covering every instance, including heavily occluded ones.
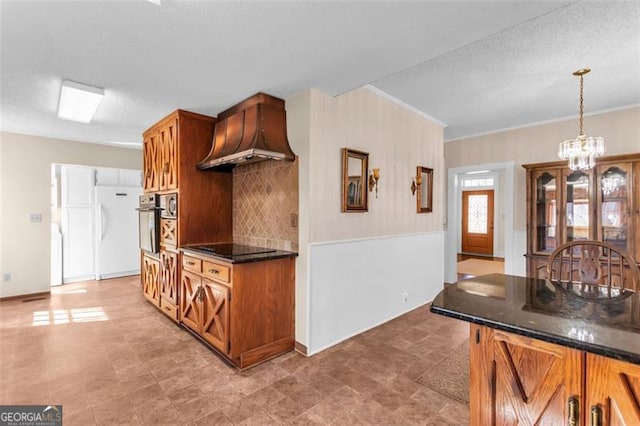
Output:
[294,341,308,356]
[0,291,51,302]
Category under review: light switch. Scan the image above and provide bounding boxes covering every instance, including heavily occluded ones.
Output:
[29,213,42,223]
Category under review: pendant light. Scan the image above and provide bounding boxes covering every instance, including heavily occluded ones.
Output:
[558,68,605,170]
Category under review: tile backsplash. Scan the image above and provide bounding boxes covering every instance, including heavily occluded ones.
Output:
[233,159,299,252]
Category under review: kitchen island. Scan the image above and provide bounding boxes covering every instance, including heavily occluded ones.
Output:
[431,273,640,425]
[180,244,297,369]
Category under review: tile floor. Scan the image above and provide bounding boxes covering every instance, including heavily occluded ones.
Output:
[0,276,469,425]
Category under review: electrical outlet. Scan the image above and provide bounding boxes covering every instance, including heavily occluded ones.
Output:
[290,213,298,228]
[29,213,42,223]
[403,292,409,303]
[3,273,10,282]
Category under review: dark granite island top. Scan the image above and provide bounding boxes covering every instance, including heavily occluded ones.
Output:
[430,274,640,365]
[181,243,297,264]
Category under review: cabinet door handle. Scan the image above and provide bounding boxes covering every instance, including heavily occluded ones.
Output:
[568,396,579,426]
[590,405,602,426]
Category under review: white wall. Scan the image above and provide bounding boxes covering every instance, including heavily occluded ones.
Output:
[0,132,141,298]
[287,87,445,354]
[444,106,640,282]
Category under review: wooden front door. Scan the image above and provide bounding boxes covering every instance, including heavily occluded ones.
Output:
[479,328,583,426]
[462,189,494,255]
[586,353,640,425]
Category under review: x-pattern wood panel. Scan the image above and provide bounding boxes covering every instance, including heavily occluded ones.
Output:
[160,219,177,247]
[180,271,200,333]
[160,250,178,306]
[142,256,159,306]
[587,353,640,426]
[143,134,159,192]
[494,338,567,426]
[201,279,229,353]
[159,119,178,190]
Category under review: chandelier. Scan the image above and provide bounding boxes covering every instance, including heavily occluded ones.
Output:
[558,68,605,170]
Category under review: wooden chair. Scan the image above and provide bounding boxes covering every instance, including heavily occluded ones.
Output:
[546,240,640,292]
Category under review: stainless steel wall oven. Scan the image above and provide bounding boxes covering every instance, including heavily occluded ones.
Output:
[137,194,160,254]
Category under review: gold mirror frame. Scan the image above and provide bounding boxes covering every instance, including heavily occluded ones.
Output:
[341,148,369,212]
[417,166,433,213]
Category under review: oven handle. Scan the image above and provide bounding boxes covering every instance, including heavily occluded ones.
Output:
[135,207,163,212]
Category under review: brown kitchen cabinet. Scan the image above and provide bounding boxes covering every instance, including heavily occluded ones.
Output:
[180,267,230,354]
[471,324,640,426]
[180,252,295,369]
[142,254,160,307]
[524,153,640,278]
[141,109,232,246]
[159,248,179,322]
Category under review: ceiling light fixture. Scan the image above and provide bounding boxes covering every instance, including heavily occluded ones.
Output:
[57,80,104,123]
[558,68,605,171]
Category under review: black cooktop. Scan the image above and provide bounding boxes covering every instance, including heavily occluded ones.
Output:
[191,243,276,258]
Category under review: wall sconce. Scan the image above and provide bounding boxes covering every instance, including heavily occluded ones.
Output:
[411,174,422,195]
[368,168,380,198]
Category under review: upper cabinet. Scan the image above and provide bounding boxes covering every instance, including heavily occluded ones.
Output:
[141,109,232,246]
[524,153,640,277]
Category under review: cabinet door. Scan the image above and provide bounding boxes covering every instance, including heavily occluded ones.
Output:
[160,218,177,248]
[180,270,201,333]
[201,278,230,354]
[142,255,160,307]
[160,249,179,306]
[158,118,178,191]
[562,169,594,243]
[597,163,632,256]
[143,132,159,192]
[471,325,583,426]
[586,353,640,426]
[531,169,561,254]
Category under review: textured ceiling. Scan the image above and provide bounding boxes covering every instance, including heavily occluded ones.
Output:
[1,1,637,147]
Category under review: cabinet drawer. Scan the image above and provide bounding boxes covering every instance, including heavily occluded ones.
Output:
[160,298,178,322]
[182,255,202,273]
[203,260,231,283]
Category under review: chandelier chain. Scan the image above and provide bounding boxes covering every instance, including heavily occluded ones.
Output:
[578,74,584,136]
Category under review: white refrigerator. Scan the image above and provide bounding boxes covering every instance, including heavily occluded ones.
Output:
[94,186,142,280]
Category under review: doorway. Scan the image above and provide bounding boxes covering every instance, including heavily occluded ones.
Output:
[461,189,494,255]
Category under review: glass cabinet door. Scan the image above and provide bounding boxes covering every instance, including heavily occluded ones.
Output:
[597,164,631,253]
[564,170,592,242]
[532,170,560,253]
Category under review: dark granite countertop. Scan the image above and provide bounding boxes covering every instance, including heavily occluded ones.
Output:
[181,243,297,264]
[430,274,640,365]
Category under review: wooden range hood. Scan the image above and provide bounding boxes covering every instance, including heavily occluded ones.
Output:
[197,93,296,172]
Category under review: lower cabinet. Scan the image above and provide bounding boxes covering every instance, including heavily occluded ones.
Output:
[142,254,160,307]
[180,253,295,369]
[180,270,230,353]
[159,249,179,322]
[471,324,640,425]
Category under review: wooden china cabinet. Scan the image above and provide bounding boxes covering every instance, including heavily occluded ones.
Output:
[141,110,232,321]
[524,153,640,279]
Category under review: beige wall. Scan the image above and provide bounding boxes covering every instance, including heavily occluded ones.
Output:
[445,106,640,231]
[286,87,445,350]
[0,132,142,298]
[308,87,445,242]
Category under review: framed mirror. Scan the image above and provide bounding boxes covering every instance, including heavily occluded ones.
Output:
[341,148,369,212]
[417,166,433,213]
